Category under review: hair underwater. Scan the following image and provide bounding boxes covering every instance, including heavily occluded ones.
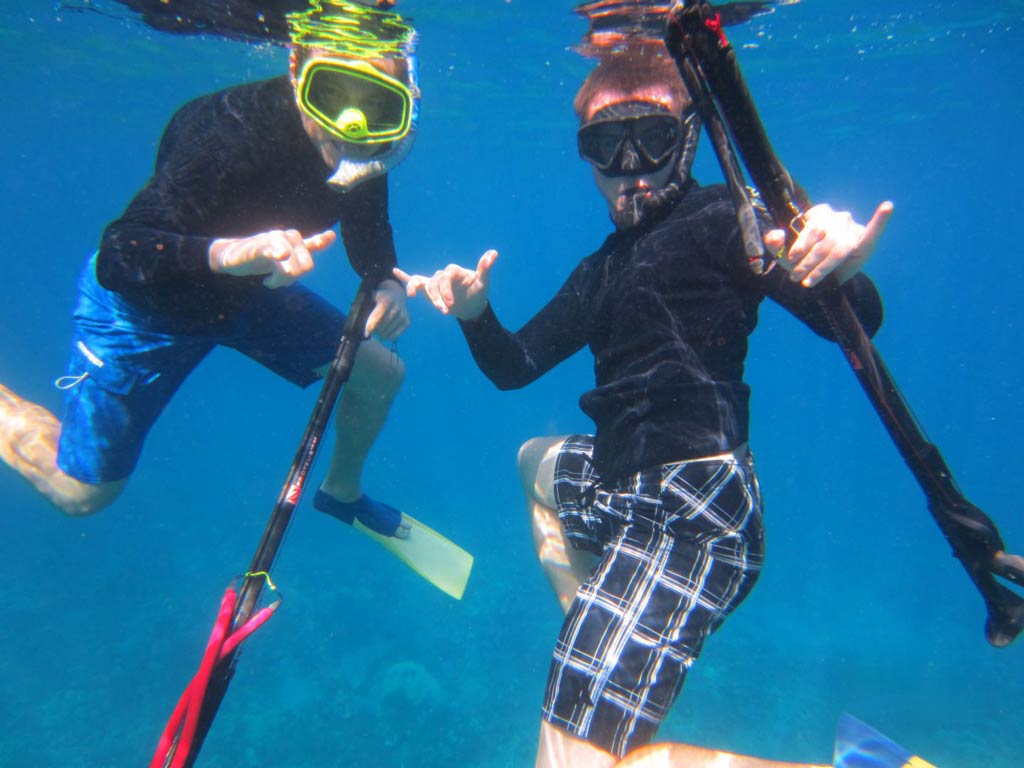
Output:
[286,0,417,59]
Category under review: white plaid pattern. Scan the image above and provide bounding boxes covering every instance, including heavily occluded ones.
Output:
[544,436,764,756]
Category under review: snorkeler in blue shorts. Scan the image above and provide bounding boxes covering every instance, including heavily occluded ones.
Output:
[0,1,415,539]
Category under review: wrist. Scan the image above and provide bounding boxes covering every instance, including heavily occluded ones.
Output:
[834,261,860,285]
[457,300,489,322]
[208,238,234,273]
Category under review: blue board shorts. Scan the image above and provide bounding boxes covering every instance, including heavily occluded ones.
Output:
[56,254,345,484]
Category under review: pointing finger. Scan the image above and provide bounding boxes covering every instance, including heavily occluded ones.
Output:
[393,267,419,295]
[305,229,337,252]
[423,277,448,315]
[439,271,455,308]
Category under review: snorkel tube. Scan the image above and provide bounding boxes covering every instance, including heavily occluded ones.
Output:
[663,0,1024,647]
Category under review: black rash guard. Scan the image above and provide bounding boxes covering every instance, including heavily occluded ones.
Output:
[459,184,883,481]
[97,76,397,324]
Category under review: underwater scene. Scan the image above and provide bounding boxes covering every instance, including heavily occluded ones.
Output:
[1,1,1022,766]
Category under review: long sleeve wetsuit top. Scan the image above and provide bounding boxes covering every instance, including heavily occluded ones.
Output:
[96,76,397,324]
[459,184,883,482]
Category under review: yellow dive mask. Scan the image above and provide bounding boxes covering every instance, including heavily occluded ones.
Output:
[297,57,414,144]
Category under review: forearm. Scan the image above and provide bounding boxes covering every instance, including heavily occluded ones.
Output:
[458,305,545,390]
[97,218,213,292]
[339,174,398,288]
[458,300,587,390]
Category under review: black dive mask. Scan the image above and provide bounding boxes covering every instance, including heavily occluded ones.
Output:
[578,101,701,229]
[577,102,689,176]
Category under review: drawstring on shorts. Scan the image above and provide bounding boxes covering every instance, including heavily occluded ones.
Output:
[54,372,89,390]
[55,340,104,390]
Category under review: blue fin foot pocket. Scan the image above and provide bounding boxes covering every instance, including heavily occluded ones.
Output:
[314,490,402,537]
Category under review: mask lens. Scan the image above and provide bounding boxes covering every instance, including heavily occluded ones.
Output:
[578,113,682,175]
[633,116,680,164]
[578,122,628,168]
[302,61,411,143]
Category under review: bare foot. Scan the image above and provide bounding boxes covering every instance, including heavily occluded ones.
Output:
[993,550,1024,585]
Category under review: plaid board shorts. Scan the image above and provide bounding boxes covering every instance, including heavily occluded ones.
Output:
[542,435,766,757]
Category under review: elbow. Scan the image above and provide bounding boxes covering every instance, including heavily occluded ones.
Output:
[858,290,884,339]
[842,273,884,339]
[864,309,884,339]
[486,370,531,391]
[94,252,139,296]
[487,374,528,393]
[94,250,123,293]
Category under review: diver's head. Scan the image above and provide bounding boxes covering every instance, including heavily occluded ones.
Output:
[575,46,699,228]
[286,1,419,191]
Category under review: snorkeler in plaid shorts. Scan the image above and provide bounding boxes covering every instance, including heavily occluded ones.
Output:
[398,41,892,768]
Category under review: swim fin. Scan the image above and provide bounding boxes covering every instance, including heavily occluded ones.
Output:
[354,513,474,600]
[833,713,936,768]
[611,714,935,767]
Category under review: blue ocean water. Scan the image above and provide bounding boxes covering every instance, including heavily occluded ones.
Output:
[1,1,1022,766]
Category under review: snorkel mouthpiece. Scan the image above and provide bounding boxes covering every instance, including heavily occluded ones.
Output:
[337,107,370,140]
[326,133,413,190]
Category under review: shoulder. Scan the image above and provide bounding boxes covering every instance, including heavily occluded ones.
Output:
[220,76,295,118]
[642,183,739,251]
[157,77,303,168]
[669,183,736,226]
[159,78,294,149]
[165,75,290,126]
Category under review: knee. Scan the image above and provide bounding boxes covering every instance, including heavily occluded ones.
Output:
[518,437,558,507]
[53,479,124,516]
[350,343,405,399]
[386,353,406,388]
[517,437,545,478]
[372,353,405,400]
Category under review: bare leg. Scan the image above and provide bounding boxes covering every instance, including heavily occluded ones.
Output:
[993,550,1024,582]
[521,439,610,767]
[536,717,828,768]
[536,721,618,768]
[317,337,404,499]
[518,436,598,614]
[0,383,124,515]
[613,741,829,767]
[524,441,827,768]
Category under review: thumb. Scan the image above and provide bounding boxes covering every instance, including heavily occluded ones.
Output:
[858,201,894,257]
[364,300,385,337]
[477,249,498,288]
